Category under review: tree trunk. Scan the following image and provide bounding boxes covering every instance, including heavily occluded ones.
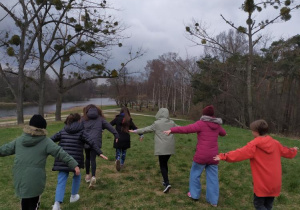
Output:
[246,16,254,125]
[55,91,63,121]
[38,68,45,116]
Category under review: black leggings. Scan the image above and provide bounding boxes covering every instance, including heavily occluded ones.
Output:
[85,148,97,176]
[253,194,274,210]
[21,196,40,210]
[159,155,171,185]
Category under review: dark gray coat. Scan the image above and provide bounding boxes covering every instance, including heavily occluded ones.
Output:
[51,121,102,172]
[82,107,119,149]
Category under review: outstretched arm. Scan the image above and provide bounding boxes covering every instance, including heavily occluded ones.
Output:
[0,140,16,156]
[279,143,298,158]
[170,122,200,134]
[214,142,256,162]
[102,119,119,140]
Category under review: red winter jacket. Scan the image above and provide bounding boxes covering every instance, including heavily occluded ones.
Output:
[219,135,297,197]
[170,117,226,165]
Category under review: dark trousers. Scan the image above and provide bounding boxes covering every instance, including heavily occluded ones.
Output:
[158,155,171,185]
[253,193,275,210]
[21,196,40,210]
[85,148,97,176]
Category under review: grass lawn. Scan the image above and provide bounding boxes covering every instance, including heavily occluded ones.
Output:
[0,109,300,209]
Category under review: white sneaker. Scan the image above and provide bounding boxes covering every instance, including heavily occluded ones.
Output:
[52,201,61,210]
[85,174,91,183]
[163,184,171,193]
[70,194,80,203]
[89,176,96,189]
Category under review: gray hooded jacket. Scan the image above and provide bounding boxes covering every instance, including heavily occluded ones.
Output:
[136,108,176,155]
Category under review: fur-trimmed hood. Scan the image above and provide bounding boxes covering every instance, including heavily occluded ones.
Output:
[22,125,48,147]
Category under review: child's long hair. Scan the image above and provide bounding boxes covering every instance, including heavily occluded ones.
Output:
[82,104,104,121]
[64,113,81,125]
[120,107,131,133]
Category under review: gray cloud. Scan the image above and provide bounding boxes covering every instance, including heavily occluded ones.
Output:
[108,0,300,72]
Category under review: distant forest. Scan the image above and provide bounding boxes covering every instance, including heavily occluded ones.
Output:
[0,74,99,104]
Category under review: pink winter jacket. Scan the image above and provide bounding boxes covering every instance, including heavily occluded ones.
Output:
[170,116,226,165]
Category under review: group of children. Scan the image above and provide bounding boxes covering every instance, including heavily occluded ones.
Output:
[0,104,298,210]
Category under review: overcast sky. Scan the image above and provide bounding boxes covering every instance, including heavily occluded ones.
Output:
[1,0,299,78]
[107,0,300,73]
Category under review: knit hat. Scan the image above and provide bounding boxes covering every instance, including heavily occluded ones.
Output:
[202,105,214,116]
[29,114,47,129]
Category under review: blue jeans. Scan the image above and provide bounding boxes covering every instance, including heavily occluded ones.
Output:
[55,171,81,203]
[189,161,219,205]
[116,149,127,165]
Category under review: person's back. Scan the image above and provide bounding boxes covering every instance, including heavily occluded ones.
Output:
[215,119,298,209]
[138,108,176,155]
[232,135,293,197]
[0,114,79,210]
[170,114,226,165]
[132,108,176,193]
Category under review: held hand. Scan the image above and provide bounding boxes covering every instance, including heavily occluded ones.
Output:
[139,135,144,142]
[213,155,220,161]
[74,166,80,175]
[293,147,299,150]
[129,130,136,133]
[99,154,108,160]
[115,138,118,143]
[163,130,171,135]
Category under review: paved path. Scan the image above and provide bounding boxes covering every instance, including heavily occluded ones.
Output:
[0,109,189,127]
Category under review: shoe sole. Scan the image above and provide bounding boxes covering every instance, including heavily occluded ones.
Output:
[116,160,121,171]
[163,185,171,193]
[89,179,96,189]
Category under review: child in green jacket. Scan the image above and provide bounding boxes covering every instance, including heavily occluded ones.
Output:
[0,114,79,210]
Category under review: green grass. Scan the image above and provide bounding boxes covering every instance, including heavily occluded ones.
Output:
[0,112,300,209]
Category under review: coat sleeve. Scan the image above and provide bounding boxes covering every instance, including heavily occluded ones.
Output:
[279,143,298,158]
[46,139,78,169]
[219,126,226,136]
[0,140,16,156]
[219,141,256,162]
[82,131,103,155]
[102,119,120,139]
[50,130,62,142]
[170,122,200,134]
[129,119,138,130]
[110,117,117,126]
[136,123,155,134]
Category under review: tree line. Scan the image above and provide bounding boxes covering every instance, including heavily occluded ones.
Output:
[0,72,98,104]
[106,32,300,136]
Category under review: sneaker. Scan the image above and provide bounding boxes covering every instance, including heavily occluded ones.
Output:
[116,159,121,171]
[89,176,96,189]
[210,204,218,207]
[52,202,61,210]
[85,174,91,183]
[163,184,171,193]
[70,194,80,203]
[187,192,192,198]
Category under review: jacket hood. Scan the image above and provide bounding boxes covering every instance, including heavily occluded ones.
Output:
[22,125,47,147]
[64,121,84,134]
[87,107,99,119]
[253,135,276,154]
[155,108,169,120]
[200,115,222,130]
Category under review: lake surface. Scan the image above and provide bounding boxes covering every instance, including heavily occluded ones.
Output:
[0,98,116,117]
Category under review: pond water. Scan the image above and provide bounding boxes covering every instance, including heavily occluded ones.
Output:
[0,98,116,117]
